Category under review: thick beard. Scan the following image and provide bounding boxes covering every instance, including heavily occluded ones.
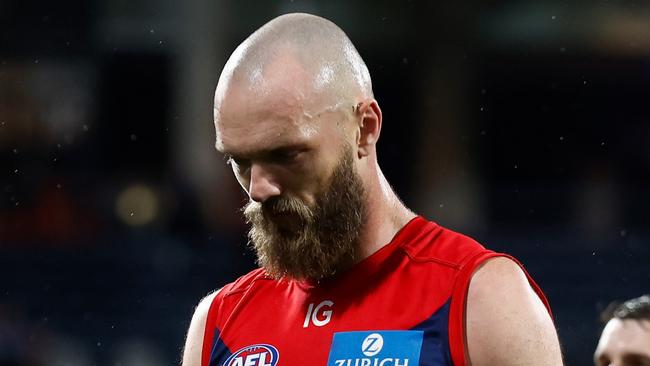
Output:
[243,146,366,282]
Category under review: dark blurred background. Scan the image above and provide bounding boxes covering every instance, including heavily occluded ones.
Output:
[1,0,648,365]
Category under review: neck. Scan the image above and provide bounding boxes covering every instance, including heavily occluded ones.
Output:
[357,163,416,261]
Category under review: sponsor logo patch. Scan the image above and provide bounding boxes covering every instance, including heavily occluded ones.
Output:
[223,344,279,366]
[327,330,423,366]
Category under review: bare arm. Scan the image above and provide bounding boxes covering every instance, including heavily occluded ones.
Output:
[466,257,563,366]
[182,290,220,366]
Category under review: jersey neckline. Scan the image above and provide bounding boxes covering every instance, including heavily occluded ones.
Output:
[293,215,435,290]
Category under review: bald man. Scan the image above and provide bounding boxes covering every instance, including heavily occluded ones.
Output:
[182,13,563,366]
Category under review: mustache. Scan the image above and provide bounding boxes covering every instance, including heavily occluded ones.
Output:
[243,195,315,223]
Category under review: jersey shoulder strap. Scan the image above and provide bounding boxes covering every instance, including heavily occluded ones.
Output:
[201,268,272,366]
[447,250,552,366]
[401,218,490,269]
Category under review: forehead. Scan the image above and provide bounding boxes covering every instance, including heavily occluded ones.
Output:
[214,82,325,155]
[218,115,319,155]
[214,49,345,155]
[214,45,350,155]
[595,319,650,357]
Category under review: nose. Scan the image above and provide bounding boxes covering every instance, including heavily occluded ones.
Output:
[248,163,281,203]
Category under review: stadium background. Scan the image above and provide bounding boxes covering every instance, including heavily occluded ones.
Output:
[1,0,649,364]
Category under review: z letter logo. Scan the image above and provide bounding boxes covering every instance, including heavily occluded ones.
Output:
[362,333,384,357]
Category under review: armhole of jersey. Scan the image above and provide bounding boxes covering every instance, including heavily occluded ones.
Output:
[201,290,224,366]
[448,252,553,366]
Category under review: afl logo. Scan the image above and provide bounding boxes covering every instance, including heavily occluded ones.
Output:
[223,344,279,366]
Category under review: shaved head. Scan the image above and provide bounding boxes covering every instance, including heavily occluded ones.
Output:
[214,13,373,122]
[213,13,382,281]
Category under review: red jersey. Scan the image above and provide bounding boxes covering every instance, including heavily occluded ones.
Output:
[201,216,551,366]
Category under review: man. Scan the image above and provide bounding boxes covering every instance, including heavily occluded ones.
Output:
[594,295,650,366]
[183,13,563,366]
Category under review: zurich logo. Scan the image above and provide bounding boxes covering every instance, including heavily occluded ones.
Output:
[327,330,422,366]
[223,344,279,366]
[361,333,384,357]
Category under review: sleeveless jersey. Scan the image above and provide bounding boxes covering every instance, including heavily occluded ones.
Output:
[201,216,551,366]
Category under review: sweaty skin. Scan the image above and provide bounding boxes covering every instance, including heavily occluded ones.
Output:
[182,13,563,366]
[213,14,373,126]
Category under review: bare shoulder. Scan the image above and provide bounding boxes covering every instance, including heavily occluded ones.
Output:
[466,257,563,366]
[182,290,221,366]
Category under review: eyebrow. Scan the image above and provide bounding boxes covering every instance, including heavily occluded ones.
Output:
[218,142,310,161]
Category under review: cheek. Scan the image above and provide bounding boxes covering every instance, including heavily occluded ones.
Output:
[280,164,322,201]
[282,154,336,202]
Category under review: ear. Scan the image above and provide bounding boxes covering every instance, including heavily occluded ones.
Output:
[354,99,382,158]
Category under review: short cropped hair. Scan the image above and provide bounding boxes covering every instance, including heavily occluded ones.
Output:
[601,294,650,323]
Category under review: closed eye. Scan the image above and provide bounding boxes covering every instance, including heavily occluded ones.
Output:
[222,145,309,168]
[269,147,308,163]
